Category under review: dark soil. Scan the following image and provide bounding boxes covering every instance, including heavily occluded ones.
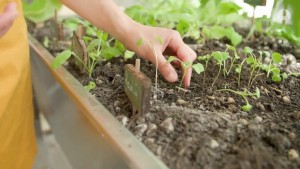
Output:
[30,21,300,169]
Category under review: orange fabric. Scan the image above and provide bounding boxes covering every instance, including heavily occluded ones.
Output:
[0,0,37,169]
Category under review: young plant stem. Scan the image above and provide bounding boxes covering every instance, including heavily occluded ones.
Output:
[237,59,246,87]
[212,65,222,87]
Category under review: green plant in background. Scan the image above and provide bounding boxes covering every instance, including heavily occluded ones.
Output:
[23,0,62,23]
[126,0,245,44]
[218,87,260,112]
[167,56,204,89]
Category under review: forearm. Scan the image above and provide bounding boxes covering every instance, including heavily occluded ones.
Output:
[60,0,137,42]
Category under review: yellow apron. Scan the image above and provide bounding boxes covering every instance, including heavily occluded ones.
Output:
[0,0,37,168]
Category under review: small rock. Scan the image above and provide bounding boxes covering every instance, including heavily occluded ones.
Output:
[288,149,299,160]
[208,96,216,100]
[115,107,121,113]
[282,96,291,104]
[160,118,174,133]
[104,62,111,69]
[144,138,155,145]
[177,98,187,105]
[96,78,104,86]
[166,89,175,95]
[116,115,129,126]
[254,116,263,123]
[134,124,148,136]
[256,102,265,111]
[291,112,300,120]
[113,100,120,108]
[170,102,176,107]
[227,97,235,104]
[146,123,158,136]
[240,119,248,125]
[144,113,155,122]
[288,133,296,140]
[228,104,238,112]
[210,139,219,149]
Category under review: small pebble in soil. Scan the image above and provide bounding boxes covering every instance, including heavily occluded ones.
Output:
[256,102,265,111]
[227,97,235,104]
[177,98,187,105]
[113,100,120,108]
[134,124,148,136]
[288,133,296,140]
[282,96,291,104]
[96,77,104,86]
[116,115,129,126]
[146,123,158,136]
[227,104,237,113]
[144,113,155,122]
[254,116,263,123]
[160,118,174,133]
[288,149,299,160]
[170,102,176,107]
[291,111,300,120]
[210,139,219,149]
[240,119,248,125]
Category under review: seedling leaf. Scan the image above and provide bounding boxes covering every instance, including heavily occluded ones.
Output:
[84,81,96,91]
[124,50,135,60]
[272,52,282,64]
[192,63,204,74]
[243,46,253,55]
[51,50,73,69]
[242,104,252,112]
[167,56,179,63]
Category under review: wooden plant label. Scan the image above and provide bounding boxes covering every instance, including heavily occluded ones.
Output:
[124,64,151,115]
[72,31,88,73]
[244,0,267,6]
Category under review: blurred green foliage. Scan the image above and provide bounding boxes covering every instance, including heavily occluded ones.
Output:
[283,0,300,36]
[23,0,62,23]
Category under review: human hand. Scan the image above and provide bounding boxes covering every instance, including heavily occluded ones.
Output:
[123,23,197,88]
[0,2,18,38]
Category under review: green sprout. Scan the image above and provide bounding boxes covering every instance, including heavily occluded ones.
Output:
[84,81,96,92]
[260,52,283,82]
[225,44,240,76]
[197,54,212,84]
[167,56,204,89]
[244,46,263,86]
[218,87,260,112]
[211,51,230,87]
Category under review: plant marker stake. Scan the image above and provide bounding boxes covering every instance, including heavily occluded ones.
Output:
[124,60,151,126]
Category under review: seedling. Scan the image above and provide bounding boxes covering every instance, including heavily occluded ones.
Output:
[218,87,260,112]
[235,58,247,87]
[244,46,263,86]
[84,81,96,92]
[224,44,240,75]
[211,51,230,87]
[260,52,283,82]
[197,54,212,83]
[167,56,204,89]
